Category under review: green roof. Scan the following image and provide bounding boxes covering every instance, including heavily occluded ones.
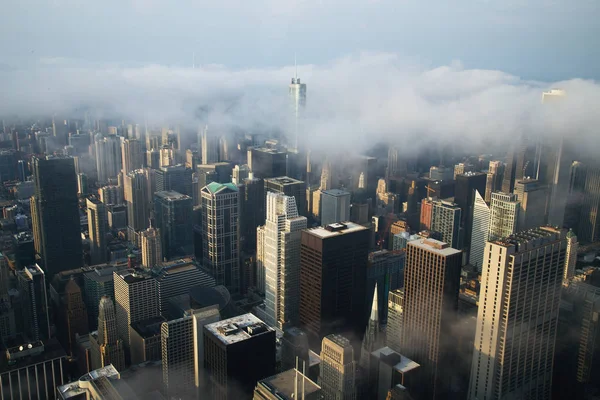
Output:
[205,182,238,194]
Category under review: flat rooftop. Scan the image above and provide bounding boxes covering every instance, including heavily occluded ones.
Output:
[371,346,420,374]
[306,221,367,239]
[265,176,304,185]
[115,269,153,284]
[321,189,350,196]
[408,238,461,256]
[252,147,286,155]
[154,191,191,201]
[259,368,320,399]
[205,313,273,345]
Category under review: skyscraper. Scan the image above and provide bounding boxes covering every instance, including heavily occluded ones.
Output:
[124,169,150,240]
[154,191,194,260]
[201,182,240,294]
[16,265,50,341]
[140,226,162,269]
[578,166,600,243]
[161,316,195,399]
[454,172,487,258]
[360,284,381,371]
[239,174,265,254]
[121,138,143,175]
[62,278,89,355]
[469,190,491,271]
[87,198,108,265]
[485,161,504,203]
[155,164,193,196]
[31,155,82,276]
[289,68,307,150]
[488,192,519,241]
[564,229,578,282]
[90,296,126,372]
[248,147,288,179]
[265,176,307,217]
[320,160,333,191]
[299,222,370,347]
[200,125,220,165]
[468,227,565,400]
[262,192,307,329]
[400,239,462,399]
[95,134,121,183]
[319,334,356,400]
[386,288,404,354]
[421,198,462,249]
[321,189,351,227]
[514,178,548,230]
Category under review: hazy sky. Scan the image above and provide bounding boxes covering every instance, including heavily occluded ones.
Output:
[1,0,598,81]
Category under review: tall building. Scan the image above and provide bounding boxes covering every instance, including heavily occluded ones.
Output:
[248,147,288,179]
[299,222,370,347]
[95,134,121,183]
[578,166,600,243]
[564,229,578,282]
[232,164,250,185]
[386,288,404,354]
[256,225,266,294]
[261,192,307,329]
[454,172,487,258]
[265,176,307,217]
[121,138,143,175]
[289,70,307,150]
[488,192,519,241]
[204,314,276,400]
[319,334,356,400]
[421,198,462,249]
[83,263,129,330]
[514,178,548,230]
[140,226,162,269]
[485,161,504,203]
[155,164,193,196]
[254,367,322,400]
[16,265,50,341]
[113,269,159,349]
[320,160,333,191]
[400,239,462,399]
[387,146,407,179]
[468,227,566,400]
[161,316,195,399]
[154,191,194,260]
[239,174,265,254]
[360,284,381,371]
[469,190,491,271]
[200,125,219,165]
[124,170,150,239]
[87,198,108,265]
[90,296,126,371]
[321,189,351,227]
[201,182,240,294]
[98,185,123,205]
[62,278,89,355]
[31,155,82,276]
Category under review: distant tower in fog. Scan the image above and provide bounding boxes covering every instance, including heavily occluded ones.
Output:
[289,59,307,150]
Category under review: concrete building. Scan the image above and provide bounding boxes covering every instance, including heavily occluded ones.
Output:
[386,289,404,354]
[248,147,287,179]
[140,226,162,269]
[488,192,519,241]
[514,179,548,230]
[87,198,108,265]
[321,189,351,227]
[95,134,121,183]
[56,364,138,400]
[469,190,491,271]
[161,316,195,399]
[98,185,123,205]
[265,176,307,217]
[121,138,143,176]
[16,264,50,341]
[369,347,419,400]
[124,170,150,240]
[200,126,220,165]
[90,296,126,372]
[564,229,578,282]
[421,198,462,249]
[253,367,322,400]
[319,334,356,400]
[485,161,504,203]
[468,227,566,400]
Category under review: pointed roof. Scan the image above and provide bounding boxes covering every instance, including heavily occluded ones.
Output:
[370,283,379,322]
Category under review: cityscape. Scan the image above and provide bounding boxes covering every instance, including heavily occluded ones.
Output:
[1,1,600,400]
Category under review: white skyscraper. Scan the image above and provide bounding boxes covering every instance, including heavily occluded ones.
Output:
[564,229,578,282]
[289,64,307,150]
[468,227,565,400]
[469,190,491,271]
[140,225,162,269]
[261,192,307,329]
[488,192,520,241]
[199,126,219,165]
[121,138,143,175]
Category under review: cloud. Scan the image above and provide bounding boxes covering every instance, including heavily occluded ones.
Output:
[1,52,600,157]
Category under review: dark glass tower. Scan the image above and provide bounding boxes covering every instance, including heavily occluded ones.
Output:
[31,156,82,277]
[454,172,487,260]
[154,191,194,260]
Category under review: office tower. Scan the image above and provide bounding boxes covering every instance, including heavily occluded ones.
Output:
[200,125,220,164]
[254,367,322,400]
[0,149,17,183]
[121,138,143,175]
[204,314,276,399]
[565,161,587,232]
[62,278,89,355]
[155,164,193,196]
[400,239,462,399]
[232,164,250,185]
[488,192,519,241]
[501,144,525,194]
[77,172,88,197]
[299,222,370,346]
[421,199,461,249]
[455,172,487,258]
[578,166,600,243]
[147,148,160,169]
[454,163,473,179]
[140,226,162,269]
[485,161,504,203]
[192,305,221,392]
[90,296,126,371]
[428,166,453,181]
[161,316,195,399]
[248,147,288,179]
[95,134,121,183]
[83,264,128,330]
[514,179,548,230]
[319,334,356,400]
[31,156,82,276]
[87,198,108,265]
[256,225,266,294]
[280,326,310,372]
[320,160,333,190]
[564,229,578,281]
[239,174,266,254]
[113,269,159,349]
[261,192,307,329]
[265,176,307,217]
[360,285,381,371]
[406,182,420,231]
[367,250,404,323]
[468,227,566,400]
[201,182,240,294]
[311,189,322,220]
[154,191,194,260]
[469,190,491,271]
[321,189,351,226]
[124,170,150,239]
[387,146,407,179]
[16,265,50,341]
[57,365,141,399]
[386,288,404,353]
[159,146,175,167]
[153,258,215,317]
[98,185,123,205]
[107,204,127,230]
[289,69,307,149]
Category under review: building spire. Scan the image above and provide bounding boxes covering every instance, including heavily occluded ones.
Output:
[359,283,380,371]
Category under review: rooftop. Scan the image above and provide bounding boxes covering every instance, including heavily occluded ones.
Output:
[115,269,153,284]
[493,226,564,251]
[305,221,367,239]
[265,176,304,186]
[371,347,420,374]
[252,147,286,155]
[321,189,350,196]
[408,238,461,256]
[258,368,321,399]
[204,182,238,194]
[205,313,273,345]
[154,191,192,201]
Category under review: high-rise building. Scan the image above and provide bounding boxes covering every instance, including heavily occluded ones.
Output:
[232,164,250,185]
[319,334,356,400]
[98,185,123,205]
[121,138,143,175]
[140,226,162,269]
[239,174,265,254]
[578,166,600,243]
[514,178,548,230]
[256,225,266,294]
[320,160,334,191]
[248,147,288,179]
[154,191,194,260]
[31,155,82,276]
[155,164,193,196]
[87,198,108,265]
[95,134,121,183]
[161,316,195,399]
[201,182,240,294]
[265,176,307,217]
[204,314,276,399]
[386,288,404,354]
[469,190,491,271]
[113,269,159,349]
[16,265,50,341]
[62,278,89,355]
[400,239,462,399]
[421,198,462,249]
[77,172,88,197]
[200,125,219,165]
[321,189,351,227]
[387,146,407,179]
[83,263,129,330]
[261,192,307,329]
[485,161,504,203]
[366,250,404,323]
[299,222,370,347]
[488,192,519,241]
[289,71,307,150]
[90,296,126,371]
[454,172,487,258]
[564,229,578,282]
[468,227,565,400]
[360,284,381,371]
[124,169,150,239]
[254,367,322,400]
